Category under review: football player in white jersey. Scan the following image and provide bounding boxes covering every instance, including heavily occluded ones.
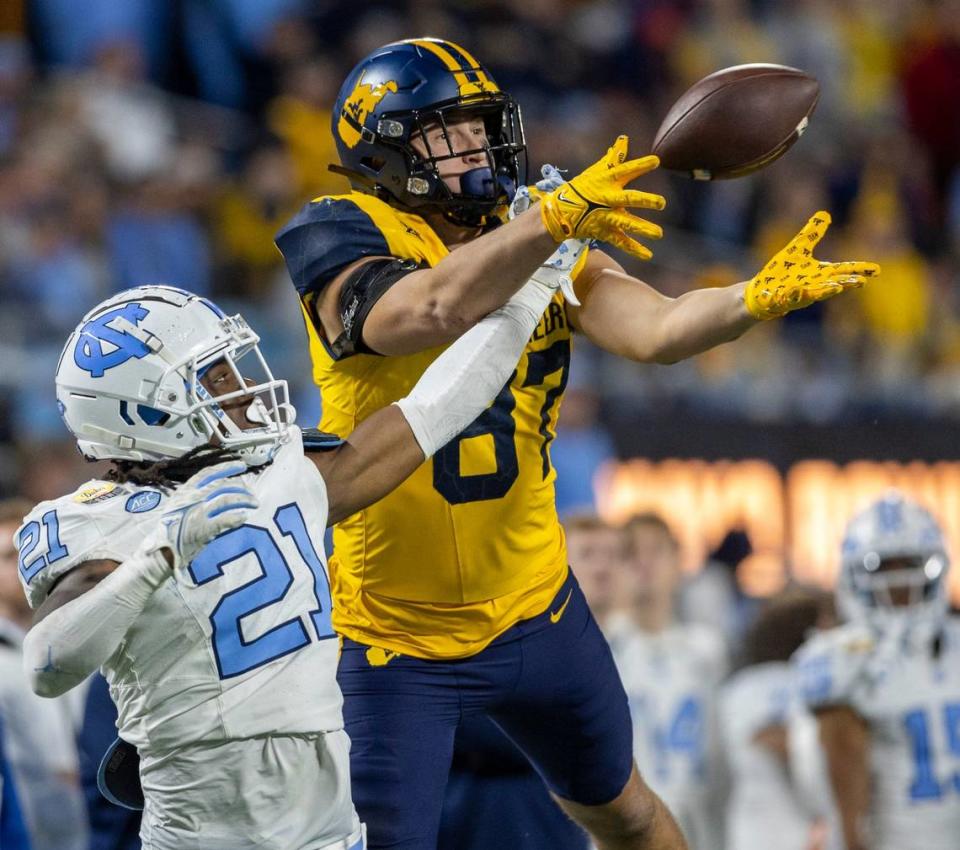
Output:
[601,514,727,850]
[793,492,960,850]
[721,588,835,850]
[14,252,573,850]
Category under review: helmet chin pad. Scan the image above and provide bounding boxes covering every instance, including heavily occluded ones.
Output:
[459,166,498,200]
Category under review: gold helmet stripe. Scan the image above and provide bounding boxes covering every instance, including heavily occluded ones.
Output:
[441,40,499,91]
[411,38,499,96]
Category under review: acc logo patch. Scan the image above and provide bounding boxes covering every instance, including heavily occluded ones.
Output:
[125,490,162,514]
[337,71,398,149]
[73,482,125,504]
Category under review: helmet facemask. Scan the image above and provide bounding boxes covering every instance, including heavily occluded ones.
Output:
[182,316,295,467]
[353,93,526,228]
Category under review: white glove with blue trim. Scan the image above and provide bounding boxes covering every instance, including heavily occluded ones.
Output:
[151,461,258,570]
[509,164,589,306]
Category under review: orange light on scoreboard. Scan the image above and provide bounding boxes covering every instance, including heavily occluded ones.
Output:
[595,459,960,603]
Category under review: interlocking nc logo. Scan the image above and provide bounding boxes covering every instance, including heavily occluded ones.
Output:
[338,71,399,149]
[74,303,151,378]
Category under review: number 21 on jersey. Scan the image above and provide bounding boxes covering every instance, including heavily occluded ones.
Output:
[188,503,334,679]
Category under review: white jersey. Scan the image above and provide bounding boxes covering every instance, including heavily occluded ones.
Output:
[794,618,960,850]
[608,620,727,850]
[15,429,342,756]
[721,662,828,850]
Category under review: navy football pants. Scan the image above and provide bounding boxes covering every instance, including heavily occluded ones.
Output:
[337,570,634,849]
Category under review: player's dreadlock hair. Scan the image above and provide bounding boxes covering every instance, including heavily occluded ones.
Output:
[104,445,243,491]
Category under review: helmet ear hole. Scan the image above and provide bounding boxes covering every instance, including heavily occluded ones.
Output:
[361,156,386,173]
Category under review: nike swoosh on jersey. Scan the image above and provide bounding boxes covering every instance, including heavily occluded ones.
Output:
[549,589,574,624]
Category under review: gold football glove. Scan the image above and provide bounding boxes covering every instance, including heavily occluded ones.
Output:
[745,211,881,320]
[539,136,665,261]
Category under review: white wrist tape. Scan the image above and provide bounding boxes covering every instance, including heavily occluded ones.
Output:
[396,269,563,458]
[22,547,170,698]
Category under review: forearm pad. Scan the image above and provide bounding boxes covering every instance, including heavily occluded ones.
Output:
[22,548,170,697]
[395,268,561,458]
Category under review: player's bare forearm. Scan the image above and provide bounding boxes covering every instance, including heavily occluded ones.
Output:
[310,406,426,526]
[816,706,870,850]
[361,209,558,353]
[570,253,755,364]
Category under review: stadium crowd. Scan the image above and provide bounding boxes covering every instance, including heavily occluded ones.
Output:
[1,1,959,847]
[0,0,959,498]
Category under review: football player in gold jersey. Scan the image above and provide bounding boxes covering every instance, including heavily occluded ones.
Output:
[276,37,879,850]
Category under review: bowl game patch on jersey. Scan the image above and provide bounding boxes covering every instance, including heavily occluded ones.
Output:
[73,482,127,504]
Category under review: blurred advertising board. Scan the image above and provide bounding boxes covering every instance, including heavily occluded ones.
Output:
[595,459,960,602]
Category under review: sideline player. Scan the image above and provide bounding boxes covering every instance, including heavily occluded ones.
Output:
[721,588,834,850]
[275,38,881,850]
[605,514,727,850]
[566,514,627,631]
[794,492,960,850]
[15,267,569,850]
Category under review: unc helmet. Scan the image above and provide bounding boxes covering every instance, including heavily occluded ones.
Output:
[331,38,525,227]
[837,491,950,635]
[55,286,294,468]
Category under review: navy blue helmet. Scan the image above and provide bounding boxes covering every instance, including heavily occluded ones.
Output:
[331,38,526,228]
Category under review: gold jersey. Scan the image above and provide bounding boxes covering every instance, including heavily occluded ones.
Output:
[276,191,584,658]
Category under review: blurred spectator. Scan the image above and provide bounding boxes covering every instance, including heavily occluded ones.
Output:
[844,177,932,351]
[565,512,626,630]
[70,41,176,183]
[551,351,616,516]
[267,58,350,198]
[720,588,836,850]
[681,530,756,652]
[105,175,213,295]
[0,499,88,850]
[214,141,302,298]
[0,37,30,157]
[604,513,727,850]
[900,0,960,222]
[0,717,32,850]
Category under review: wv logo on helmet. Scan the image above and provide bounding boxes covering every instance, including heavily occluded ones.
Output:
[74,304,152,378]
[338,71,398,149]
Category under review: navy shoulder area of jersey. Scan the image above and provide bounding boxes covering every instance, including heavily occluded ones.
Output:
[275,196,391,297]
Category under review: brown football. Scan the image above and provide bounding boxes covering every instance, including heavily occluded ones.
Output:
[651,64,820,180]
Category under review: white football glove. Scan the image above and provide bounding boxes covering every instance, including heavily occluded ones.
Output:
[146,461,258,570]
[509,164,588,306]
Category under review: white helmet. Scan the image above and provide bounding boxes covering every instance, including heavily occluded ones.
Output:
[837,490,950,637]
[55,285,295,467]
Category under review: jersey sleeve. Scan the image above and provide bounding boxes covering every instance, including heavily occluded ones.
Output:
[720,666,792,746]
[792,625,874,712]
[275,196,393,297]
[14,482,160,610]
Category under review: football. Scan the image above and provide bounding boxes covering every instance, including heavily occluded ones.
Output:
[651,64,820,180]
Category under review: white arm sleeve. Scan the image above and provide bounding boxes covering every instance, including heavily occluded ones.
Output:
[22,548,170,698]
[395,268,562,458]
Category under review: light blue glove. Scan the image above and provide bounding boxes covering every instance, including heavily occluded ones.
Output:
[509,164,587,306]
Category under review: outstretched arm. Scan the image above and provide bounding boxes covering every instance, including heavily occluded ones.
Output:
[569,211,880,364]
[305,138,664,356]
[313,261,573,525]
